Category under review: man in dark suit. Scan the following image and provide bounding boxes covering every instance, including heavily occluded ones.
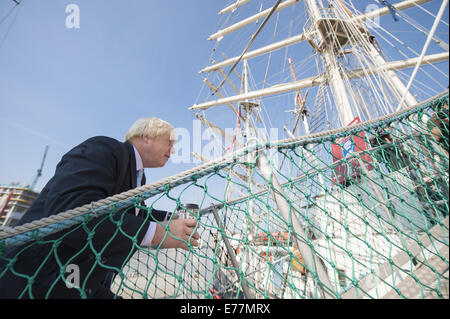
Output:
[0,117,199,298]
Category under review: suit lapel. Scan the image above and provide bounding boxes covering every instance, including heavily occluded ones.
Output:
[124,141,148,217]
[124,141,137,188]
[141,172,146,186]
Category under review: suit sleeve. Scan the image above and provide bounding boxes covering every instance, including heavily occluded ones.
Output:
[44,138,149,256]
[139,207,171,221]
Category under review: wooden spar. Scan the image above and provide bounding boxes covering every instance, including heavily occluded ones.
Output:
[201,34,307,74]
[218,69,240,94]
[203,78,241,118]
[201,0,433,74]
[222,54,242,81]
[190,52,448,111]
[337,0,353,17]
[288,58,305,114]
[192,74,322,111]
[203,76,261,138]
[219,0,252,15]
[209,0,301,41]
[287,57,310,135]
[193,113,238,145]
[349,0,432,24]
[347,52,448,79]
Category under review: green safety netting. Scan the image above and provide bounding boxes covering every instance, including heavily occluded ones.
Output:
[0,91,448,299]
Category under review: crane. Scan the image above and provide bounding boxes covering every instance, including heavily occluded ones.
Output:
[30,145,49,190]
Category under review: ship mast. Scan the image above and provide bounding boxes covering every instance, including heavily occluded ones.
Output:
[191,0,448,121]
[305,0,420,125]
[187,0,449,299]
[241,59,259,235]
[305,0,355,126]
[337,0,419,109]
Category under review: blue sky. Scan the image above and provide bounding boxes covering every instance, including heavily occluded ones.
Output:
[0,0,225,190]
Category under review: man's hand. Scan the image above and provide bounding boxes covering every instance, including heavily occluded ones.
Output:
[151,218,200,250]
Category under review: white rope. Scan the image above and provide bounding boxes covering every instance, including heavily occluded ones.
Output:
[396,0,449,111]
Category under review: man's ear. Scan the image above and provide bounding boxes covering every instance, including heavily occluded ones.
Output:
[142,135,151,144]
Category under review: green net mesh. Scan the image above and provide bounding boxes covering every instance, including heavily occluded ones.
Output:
[0,92,448,299]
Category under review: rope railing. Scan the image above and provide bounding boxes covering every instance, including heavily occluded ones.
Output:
[0,90,448,299]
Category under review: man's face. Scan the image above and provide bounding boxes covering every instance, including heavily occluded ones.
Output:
[143,133,175,167]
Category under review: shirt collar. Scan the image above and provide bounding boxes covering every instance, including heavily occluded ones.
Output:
[133,145,143,171]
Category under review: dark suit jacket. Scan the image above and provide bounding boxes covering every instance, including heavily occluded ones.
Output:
[0,136,168,298]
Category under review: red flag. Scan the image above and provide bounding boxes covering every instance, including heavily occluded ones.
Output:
[332,117,373,185]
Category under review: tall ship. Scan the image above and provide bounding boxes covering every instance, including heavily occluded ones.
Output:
[0,0,448,299]
[112,0,449,299]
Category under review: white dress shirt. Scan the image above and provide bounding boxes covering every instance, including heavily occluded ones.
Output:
[133,146,157,247]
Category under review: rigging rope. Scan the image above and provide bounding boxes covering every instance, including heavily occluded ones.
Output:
[396,0,449,111]
[212,0,283,96]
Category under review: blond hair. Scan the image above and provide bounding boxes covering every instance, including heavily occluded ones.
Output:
[124,117,175,141]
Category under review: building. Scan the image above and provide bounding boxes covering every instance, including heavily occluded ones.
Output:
[0,184,39,227]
